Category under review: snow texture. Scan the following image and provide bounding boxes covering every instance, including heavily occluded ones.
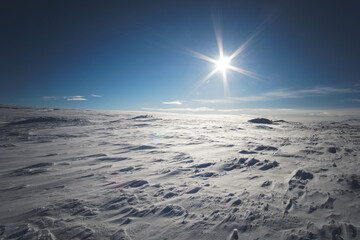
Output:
[0,105,359,239]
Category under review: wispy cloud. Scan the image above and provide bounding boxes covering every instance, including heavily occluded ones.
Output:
[292,86,357,95]
[230,95,268,102]
[261,86,359,99]
[142,107,214,112]
[42,96,60,101]
[195,86,359,104]
[216,108,360,120]
[90,94,102,97]
[194,99,233,104]
[346,98,360,102]
[65,96,88,101]
[42,95,89,101]
[162,101,182,105]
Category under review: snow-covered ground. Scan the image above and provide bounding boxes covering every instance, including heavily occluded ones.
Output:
[0,105,359,239]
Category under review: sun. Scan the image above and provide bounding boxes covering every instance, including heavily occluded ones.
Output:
[216,57,231,72]
[183,23,262,96]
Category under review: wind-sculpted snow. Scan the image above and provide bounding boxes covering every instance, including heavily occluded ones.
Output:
[8,116,90,126]
[0,106,359,239]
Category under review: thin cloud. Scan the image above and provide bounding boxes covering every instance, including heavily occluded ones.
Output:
[230,95,268,102]
[162,101,182,105]
[216,108,360,120]
[42,96,59,101]
[66,96,88,101]
[296,87,358,95]
[263,87,358,99]
[346,98,360,102]
[194,86,359,104]
[263,89,299,98]
[42,95,89,101]
[90,94,102,97]
[194,99,233,104]
[142,107,214,112]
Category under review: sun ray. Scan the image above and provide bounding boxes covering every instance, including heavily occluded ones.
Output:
[191,68,219,94]
[214,23,224,59]
[227,65,261,80]
[229,31,258,60]
[181,47,217,64]
[229,17,272,60]
[222,70,229,96]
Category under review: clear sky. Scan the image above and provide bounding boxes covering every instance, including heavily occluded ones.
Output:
[1,1,360,118]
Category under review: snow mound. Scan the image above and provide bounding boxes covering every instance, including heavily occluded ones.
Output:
[248,118,273,124]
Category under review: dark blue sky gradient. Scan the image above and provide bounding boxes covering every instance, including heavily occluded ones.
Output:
[1,0,359,111]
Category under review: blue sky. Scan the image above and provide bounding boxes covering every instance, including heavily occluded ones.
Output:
[1,1,360,118]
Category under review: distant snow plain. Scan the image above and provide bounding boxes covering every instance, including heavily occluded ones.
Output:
[0,105,359,239]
